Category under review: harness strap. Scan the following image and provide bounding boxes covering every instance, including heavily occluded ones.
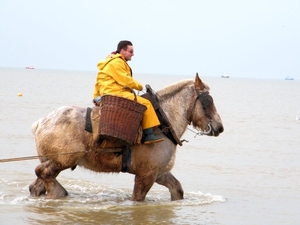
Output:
[85,107,93,133]
[141,85,182,146]
[189,89,212,122]
[121,147,131,173]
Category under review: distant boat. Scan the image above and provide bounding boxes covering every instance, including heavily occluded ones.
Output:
[285,76,294,80]
[221,75,229,78]
[25,66,34,69]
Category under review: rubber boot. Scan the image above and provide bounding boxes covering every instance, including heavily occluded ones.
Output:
[143,128,164,145]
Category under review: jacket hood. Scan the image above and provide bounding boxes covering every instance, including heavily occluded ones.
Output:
[97,53,124,70]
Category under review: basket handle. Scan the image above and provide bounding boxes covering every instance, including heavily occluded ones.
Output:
[123,86,137,101]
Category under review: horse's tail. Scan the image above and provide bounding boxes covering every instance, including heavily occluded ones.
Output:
[31,119,40,135]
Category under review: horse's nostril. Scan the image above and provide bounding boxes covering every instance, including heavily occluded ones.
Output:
[219,127,224,133]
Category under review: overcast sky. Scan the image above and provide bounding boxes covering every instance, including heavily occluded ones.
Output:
[1,0,299,79]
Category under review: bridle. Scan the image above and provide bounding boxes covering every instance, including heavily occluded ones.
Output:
[188,88,213,135]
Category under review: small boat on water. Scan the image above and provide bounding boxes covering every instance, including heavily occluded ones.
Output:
[25,66,34,69]
[221,75,229,78]
[285,76,294,80]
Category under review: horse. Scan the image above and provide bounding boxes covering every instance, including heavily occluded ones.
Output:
[29,73,224,201]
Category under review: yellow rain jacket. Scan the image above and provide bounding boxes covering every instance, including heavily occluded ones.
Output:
[93,54,160,129]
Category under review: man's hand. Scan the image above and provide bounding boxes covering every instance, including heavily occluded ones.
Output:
[93,96,101,106]
[137,83,143,91]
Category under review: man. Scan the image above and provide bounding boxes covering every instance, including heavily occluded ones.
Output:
[93,40,164,145]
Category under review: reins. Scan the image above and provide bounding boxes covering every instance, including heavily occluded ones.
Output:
[187,127,205,137]
[147,87,212,138]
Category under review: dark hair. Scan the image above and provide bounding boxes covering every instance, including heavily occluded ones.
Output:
[116,40,133,53]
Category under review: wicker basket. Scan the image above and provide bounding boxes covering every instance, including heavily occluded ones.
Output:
[99,95,146,145]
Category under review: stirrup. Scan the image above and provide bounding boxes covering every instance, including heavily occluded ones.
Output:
[143,137,164,145]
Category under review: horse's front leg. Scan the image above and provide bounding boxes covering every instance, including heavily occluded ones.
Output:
[132,172,157,201]
[34,160,68,199]
[155,172,184,201]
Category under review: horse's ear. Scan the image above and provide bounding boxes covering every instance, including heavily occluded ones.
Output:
[195,72,205,90]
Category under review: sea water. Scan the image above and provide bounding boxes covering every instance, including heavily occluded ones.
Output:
[0,67,299,225]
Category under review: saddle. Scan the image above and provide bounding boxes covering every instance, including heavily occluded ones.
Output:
[85,85,182,149]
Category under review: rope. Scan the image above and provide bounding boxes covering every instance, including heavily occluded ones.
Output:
[0,151,87,163]
[0,155,40,163]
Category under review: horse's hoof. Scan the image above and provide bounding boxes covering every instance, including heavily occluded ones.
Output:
[45,189,68,199]
[29,183,46,197]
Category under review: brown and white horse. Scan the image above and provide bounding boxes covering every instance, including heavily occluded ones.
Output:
[29,73,223,201]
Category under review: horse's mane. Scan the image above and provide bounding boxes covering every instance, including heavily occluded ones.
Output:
[156,79,210,101]
[156,79,193,100]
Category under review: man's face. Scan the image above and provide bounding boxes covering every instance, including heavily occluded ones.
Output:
[121,45,134,61]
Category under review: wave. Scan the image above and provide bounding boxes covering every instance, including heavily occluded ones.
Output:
[0,177,225,210]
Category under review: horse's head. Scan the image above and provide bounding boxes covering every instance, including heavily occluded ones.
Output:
[189,73,224,136]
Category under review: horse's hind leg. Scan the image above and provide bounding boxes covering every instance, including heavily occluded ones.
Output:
[156,172,184,201]
[33,160,68,199]
[29,157,48,197]
[29,177,46,197]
